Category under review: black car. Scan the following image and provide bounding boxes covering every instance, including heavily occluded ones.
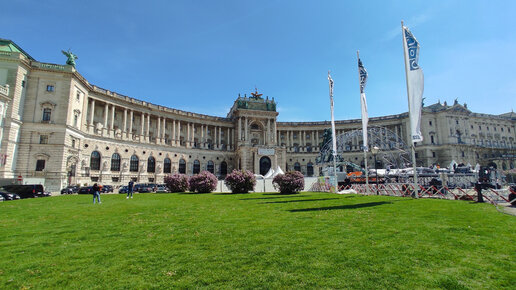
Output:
[78,186,94,194]
[61,185,80,194]
[0,189,21,200]
[118,186,129,194]
[101,185,114,193]
[1,184,48,199]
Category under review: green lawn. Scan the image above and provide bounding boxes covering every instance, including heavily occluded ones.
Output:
[0,192,514,289]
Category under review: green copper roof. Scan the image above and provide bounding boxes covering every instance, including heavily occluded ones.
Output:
[0,38,35,60]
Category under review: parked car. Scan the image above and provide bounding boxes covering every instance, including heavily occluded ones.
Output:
[78,186,94,194]
[155,185,168,193]
[0,190,21,201]
[101,185,114,193]
[118,186,129,194]
[61,185,80,194]
[0,195,4,202]
[135,183,154,193]
[2,184,49,199]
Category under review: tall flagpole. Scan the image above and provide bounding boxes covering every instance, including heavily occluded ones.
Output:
[401,20,419,198]
[357,51,369,195]
[328,71,338,192]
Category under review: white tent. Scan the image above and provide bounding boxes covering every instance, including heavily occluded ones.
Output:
[264,168,275,179]
[272,166,285,177]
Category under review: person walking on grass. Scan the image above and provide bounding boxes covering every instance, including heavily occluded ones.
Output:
[127,180,134,199]
[92,183,101,204]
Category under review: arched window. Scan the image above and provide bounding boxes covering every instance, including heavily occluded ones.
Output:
[193,160,200,174]
[147,156,156,173]
[130,155,139,172]
[179,159,186,174]
[90,151,101,170]
[163,158,171,173]
[207,160,214,173]
[307,162,314,177]
[294,162,301,172]
[220,161,227,176]
[111,153,121,171]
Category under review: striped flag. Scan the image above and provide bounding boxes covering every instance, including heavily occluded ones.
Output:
[358,56,369,151]
[402,25,424,143]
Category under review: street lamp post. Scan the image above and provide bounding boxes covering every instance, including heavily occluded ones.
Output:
[371,146,380,195]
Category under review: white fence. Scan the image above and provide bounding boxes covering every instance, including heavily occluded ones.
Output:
[213,177,320,193]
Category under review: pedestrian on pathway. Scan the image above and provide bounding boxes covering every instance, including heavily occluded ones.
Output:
[127,180,134,199]
[92,183,101,204]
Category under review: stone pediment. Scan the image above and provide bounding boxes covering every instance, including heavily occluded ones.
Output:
[447,104,471,115]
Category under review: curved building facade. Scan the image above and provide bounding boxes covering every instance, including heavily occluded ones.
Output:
[0,39,515,191]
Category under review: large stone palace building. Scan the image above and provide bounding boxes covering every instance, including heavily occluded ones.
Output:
[0,39,515,191]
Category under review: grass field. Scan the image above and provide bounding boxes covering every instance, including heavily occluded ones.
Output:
[0,192,514,289]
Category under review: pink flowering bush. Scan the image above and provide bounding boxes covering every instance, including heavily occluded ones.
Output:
[164,173,189,192]
[273,171,305,194]
[224,169,256,194]
[189,171,218,193]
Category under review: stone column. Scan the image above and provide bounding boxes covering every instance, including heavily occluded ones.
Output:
[123,108,127,137]
[187,122,191,147]
[238,118,242,143]
[201,124,204,148]
[273,120,277,144]
[162,118,166,143]
[157,116,161,144]
[110,105,115,137]
[89,98,95,133]
[244,117,248,143]
[128,110,133,139]
[171,120,175,146]
[218,126,222,149]
[231,128,234,150]
[103,103,109,136]
[177,121,181,146]
[140,113,145,142]
[267,119,271,145]
[146,114,150,142]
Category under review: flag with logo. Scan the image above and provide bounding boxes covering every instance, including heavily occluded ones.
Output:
[358,57,369,151]
[402,25,424,143]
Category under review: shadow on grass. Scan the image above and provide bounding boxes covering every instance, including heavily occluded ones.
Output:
[288,201,393,212]
[260,198,340,204]
[240,195,312,200]
[263,193,300,196]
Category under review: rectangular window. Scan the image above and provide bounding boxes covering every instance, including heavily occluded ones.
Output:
[42,108,51,121]
[429,121,432,126]
[487,126,489,131]
[430,135,435,144]
[71,139,76,148]
[455,120,459,125]
[479,126,481,130]
[432,152,436,157]
[46,85,54,92]
[111,177,119,182]
[22,80,26,88]
[90,177,99,182]
[74,114,78,127]
[35,160,45,171]
[462,151,465,157]
[39,135,48,144]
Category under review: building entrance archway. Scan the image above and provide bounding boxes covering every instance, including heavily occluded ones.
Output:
[259,156,271,176]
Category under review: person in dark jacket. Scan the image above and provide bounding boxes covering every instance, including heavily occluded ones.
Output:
[92,183,101,204]
[127,180,134,199]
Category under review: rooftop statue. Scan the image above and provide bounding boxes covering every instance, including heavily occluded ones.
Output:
[61,49,78,66]
[250,87,263,100]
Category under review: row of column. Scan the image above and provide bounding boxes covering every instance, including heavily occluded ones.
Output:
[278,125,404,150]
[87,98,234,150]
[237,116,277,145]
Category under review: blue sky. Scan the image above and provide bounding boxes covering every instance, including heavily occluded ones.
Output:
[2,0,515,121]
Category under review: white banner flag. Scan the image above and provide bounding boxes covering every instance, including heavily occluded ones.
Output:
[402,25,424,143]
[358,57,369,151]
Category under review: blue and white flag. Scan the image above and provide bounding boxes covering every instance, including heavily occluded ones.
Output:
[402,25,424,143]
[358,57,369,151]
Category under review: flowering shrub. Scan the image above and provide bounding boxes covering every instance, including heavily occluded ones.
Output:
[273,171,305,194]
[224,169,256,194]
[164,173,189,192]
[189,171,218,193]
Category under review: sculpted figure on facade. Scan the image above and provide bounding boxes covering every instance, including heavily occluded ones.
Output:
[61,49,78,66]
